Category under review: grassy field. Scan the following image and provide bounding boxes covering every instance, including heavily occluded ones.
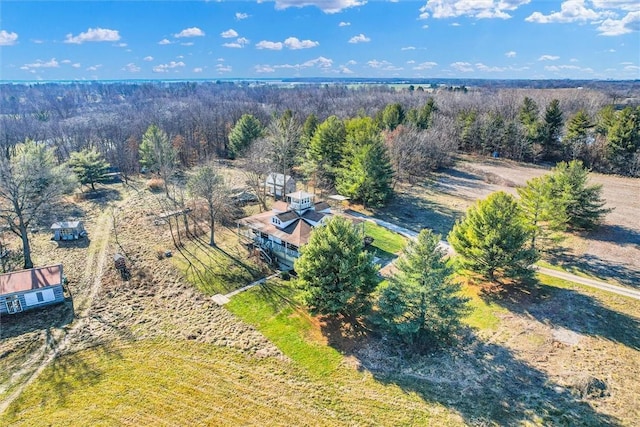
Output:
[2,162,639,426]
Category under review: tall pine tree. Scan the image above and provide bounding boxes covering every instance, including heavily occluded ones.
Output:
[295,216,378,319]
[448,191,538,285]
[376,230,469,349]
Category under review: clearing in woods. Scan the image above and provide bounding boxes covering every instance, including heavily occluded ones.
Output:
[0,157,638,425]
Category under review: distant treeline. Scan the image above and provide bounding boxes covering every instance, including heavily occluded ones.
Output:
[0,80,638,178]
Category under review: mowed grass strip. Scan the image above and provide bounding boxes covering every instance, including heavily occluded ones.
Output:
[363,222,407,259]
[0,339,352,426]
[1,336,461,426]
[226,281,463,426]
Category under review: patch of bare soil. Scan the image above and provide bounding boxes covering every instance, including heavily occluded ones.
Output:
[0,180,283,411]
[380,155,640,288]
[348,283,640,426]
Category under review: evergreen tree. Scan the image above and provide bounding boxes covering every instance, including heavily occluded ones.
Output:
[518,97,541,160]
[605,106,640,175]
[548,160,611,230]
[228,114,263,158]
[457,110,482,152]
[337,119,393,207]
[300,113,319,149]
[540,99,564,161]
[305,115,346,188]
[140,124,176,197]
[517,175,568,252]
[381,103,405,131]
[564,110,593,160]
[376,230,469,349]
[448,192,538,285]
[294,216,378,318]
[68,148,111,191]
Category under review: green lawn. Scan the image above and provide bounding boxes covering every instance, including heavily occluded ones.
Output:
[363,221,407,260]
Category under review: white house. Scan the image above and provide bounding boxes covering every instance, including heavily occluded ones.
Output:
[265,173,296,197]
[0,265,65,315]
[238,191,362,270]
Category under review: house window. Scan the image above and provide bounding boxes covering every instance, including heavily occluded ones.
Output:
[36,292,44,302]
[6,296,22,314]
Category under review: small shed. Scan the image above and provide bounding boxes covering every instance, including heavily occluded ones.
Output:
[265,173,296,197]
[51,221,86,241]
[0,264,65,315]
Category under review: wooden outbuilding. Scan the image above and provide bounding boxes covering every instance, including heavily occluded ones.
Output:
[51,221,86,241]
[0,265,65,315]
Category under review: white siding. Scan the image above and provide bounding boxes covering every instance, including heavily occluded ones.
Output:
[24,288,56,307]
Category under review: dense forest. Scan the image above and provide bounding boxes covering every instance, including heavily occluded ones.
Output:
[1,81,639,193]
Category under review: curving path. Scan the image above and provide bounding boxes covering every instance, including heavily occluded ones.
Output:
[348,210,640,302]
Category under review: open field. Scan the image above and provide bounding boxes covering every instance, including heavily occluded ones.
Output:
[1,161,639,426]
[374,155,640,289]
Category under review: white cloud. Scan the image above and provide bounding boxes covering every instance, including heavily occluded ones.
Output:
[273,0,365,14]
[450,61,473,72]
[0,30,19,46]
[422,24,430,28]
[526,0,605,23]
[123,63,141,72]
[340,66,354,74]
[61,59,71,64]
[181,42,194,46]
[401,46,416,51]
[221,29,239,38]
[255,65,276,73]
[339,21,351,26]
[301,56,333,68]
[256,37,318,50]
[72,63,81,68]
[476,62,506,72]
[236,12,249,20]
[597,11,640,36]
[539,54,560,61]
[366,59,402,71]
[349,33,370,43]
[86,64,103,71]
[570,58,579,62]
[216,64,232,73]
[20,58,59,70]
[592,0,640,11]
[544,64,594,73]
[256,40,284,50]
[153,61,185,73]
[346,60,357,65]
[174,27,205,38]
[450,22,461,26]
[144,56,154,62]
[284,37,319,49]
[116,42,127,47]
[223,37,250,48]
[420,0,530,20]
[194,67,204,73]
[624,64,640,71]
[65,27,120,44]
[407,60,416,64]
[158,38,171,45]
[505,50,517,58]
[32,39,44,44]
[413,61,438,70]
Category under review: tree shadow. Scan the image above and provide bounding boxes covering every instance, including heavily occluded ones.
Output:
[372,191,462,237]
[322,323,619,426]
[545,249,640,289]
[488,282,640,351]
[52,236,91,249]
[0,300,74,340]
[585,224,640,247]
[77,187,123,207]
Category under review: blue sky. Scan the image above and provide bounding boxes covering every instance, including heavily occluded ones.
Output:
[1,1,639,80]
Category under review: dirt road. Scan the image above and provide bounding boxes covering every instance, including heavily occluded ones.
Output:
[0,203,114,414]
